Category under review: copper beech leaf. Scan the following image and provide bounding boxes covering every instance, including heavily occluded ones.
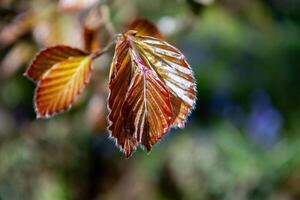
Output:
[108,31,196,157]
[24,45,92,118]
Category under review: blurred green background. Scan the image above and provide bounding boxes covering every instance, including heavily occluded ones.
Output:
[0,0,300,199]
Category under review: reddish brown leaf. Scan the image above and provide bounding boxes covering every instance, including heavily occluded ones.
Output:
[25,46,92,118]
[108,37,138,156]
[122,69,172,151]
[128,19,164,40]
[82,8,103,53]
[108,31,196,156]
[83,27,99,53]
[130,35,196,128]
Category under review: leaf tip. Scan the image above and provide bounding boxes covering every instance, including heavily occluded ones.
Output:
[23,70,33,81]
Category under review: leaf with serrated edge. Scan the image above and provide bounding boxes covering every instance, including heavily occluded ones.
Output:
[108,31,196,156]
[108,37,138,156]
[131,35,196,128]
[25,46,92,118]
[128,20,195,127]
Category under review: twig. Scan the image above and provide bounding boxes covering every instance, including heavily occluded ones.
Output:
[91,37,117,59]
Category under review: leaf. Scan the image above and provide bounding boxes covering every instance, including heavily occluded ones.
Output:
[108,31,196,156]
[83,27,99,53]
[82,8,102,53]
[108,37,139,156]
[128,19,164,40]
[121,68,173,152]
[25,46,92,118]
[132,36,196,128]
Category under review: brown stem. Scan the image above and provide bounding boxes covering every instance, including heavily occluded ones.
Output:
[91,38,117,59]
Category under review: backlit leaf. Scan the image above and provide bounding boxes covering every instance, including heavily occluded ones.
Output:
[25,46,92,118]
[108,31,196,156]
[108,37,139,156]
[132,35,196,128]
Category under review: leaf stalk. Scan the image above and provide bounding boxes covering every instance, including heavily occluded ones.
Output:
[91,38,117,59]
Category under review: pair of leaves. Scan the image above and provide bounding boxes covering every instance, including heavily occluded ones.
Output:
[25,19,196,157]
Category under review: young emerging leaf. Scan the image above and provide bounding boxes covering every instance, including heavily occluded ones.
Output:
[83,27,99,53]
[25,45,92,118]
[108,30,196,157]
[128,19,164,40]
[82,8,102,53]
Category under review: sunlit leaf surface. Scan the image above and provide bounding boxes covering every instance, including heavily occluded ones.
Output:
[108,31,196,156]
[25,46,92,118]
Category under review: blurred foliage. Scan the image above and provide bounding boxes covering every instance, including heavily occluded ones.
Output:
[0,0,300,199]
